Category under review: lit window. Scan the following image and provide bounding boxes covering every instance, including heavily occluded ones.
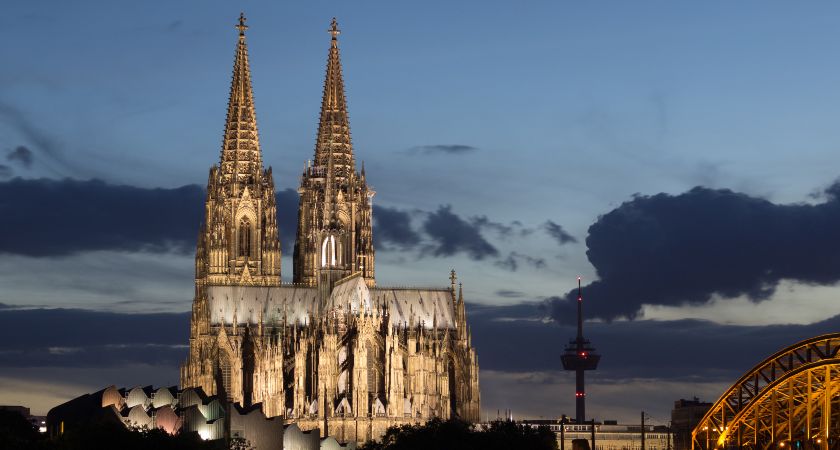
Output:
[367,340,375,393]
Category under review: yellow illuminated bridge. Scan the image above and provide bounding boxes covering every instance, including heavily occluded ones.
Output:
[693,333,840,450]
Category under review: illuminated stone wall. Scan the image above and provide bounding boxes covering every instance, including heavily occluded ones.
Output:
[180,16,481,444]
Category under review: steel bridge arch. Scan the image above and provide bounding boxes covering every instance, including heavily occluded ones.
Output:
[693,333,840,450]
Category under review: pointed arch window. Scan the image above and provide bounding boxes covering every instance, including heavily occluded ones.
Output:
[321,235,336,267]
[366,340,375,393]
[220,355,232,402]
[239,218,251,257]
[331,235,336,266]
[225,219,232,258]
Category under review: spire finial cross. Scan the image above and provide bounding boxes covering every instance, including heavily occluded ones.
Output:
[449,270,457,288]
[236,13,248,37]
[329,18,340,40]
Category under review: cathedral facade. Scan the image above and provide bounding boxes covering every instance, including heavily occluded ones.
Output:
[181,16,481,444]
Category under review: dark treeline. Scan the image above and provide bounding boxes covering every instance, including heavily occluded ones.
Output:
[0,409,241,450]
[360,418,558,450]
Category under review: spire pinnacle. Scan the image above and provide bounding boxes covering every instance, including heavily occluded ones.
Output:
[329,18,340,42]
[313,18,354,174]
[220,13,262,190]
[236,13,248,37]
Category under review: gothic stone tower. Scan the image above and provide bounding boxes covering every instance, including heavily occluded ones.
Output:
[185,14,282,403]
[293,19,375,300]
[183,17,480,444]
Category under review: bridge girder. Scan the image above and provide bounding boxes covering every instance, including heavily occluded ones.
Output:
[693,334,840,450]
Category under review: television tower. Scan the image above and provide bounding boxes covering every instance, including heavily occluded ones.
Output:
[560,278,601,424]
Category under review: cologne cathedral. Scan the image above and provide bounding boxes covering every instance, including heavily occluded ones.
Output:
[181,16,481,444]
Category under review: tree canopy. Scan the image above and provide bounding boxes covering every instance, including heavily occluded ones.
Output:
[360,418,558,450]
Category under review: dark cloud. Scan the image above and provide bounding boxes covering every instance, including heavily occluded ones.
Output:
[538,296,582,327]
[372,205,421,250]
[422,205,498,260]
[0,178,205,256]
[0,303,25,310]
[495,290,525,298]
[7,145,33,168]
[0,165,11,177]
[472,216,514,238]
[405,145,477,155]
[495,254,517,271]
[494,251,546,272]
[550,182,840,323]
[5,301,838,386]
[0,177,297,257]
[543,220,577,245]
[371,205,543,264]
[0,308,189,368]
[468,301,840,381]
[0,101,79,178]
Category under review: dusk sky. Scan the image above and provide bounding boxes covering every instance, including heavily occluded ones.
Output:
[3,1,840,426]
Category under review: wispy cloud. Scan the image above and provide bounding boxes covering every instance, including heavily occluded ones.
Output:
[404,145,477,155]
[542,220,577,245]
[495,289,525,298]
[495,251,546,272]
[6,145,33,168]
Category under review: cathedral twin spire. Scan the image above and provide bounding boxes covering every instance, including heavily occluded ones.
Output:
[314,18,355,177]
[293,17,375,287]
[220,13,262,191]
[215,14,373,287]
[222,14,353,185]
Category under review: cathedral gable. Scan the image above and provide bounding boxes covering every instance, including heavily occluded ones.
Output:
[236,186,256,222]
[239,265,254,285]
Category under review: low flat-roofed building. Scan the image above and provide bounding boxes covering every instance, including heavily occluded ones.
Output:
[521,420,672,450]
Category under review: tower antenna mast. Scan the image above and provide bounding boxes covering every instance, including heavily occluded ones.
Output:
[561,277,601,424]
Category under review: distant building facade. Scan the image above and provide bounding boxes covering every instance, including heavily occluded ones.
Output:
[671,398,712,450]
[521,420,672,450]
[180,15,481,444]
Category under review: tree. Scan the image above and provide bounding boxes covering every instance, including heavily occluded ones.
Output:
[0,408,45,450]
[360,418,558,450]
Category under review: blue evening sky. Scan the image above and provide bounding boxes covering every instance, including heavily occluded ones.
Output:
[2,1,840,424]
